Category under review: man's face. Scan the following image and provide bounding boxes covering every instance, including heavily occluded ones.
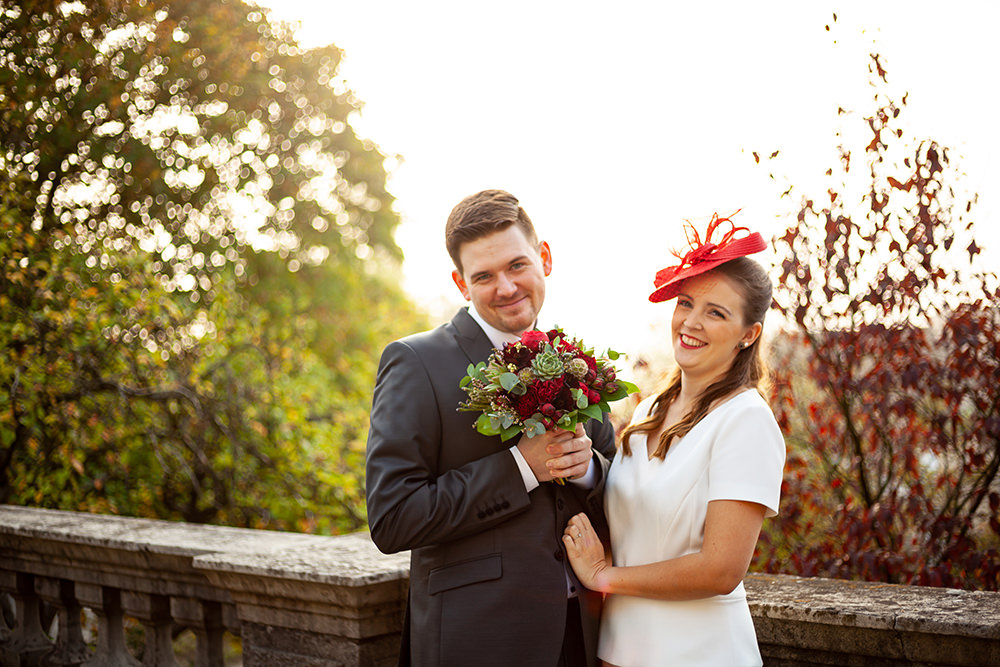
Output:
[452,225,552,334]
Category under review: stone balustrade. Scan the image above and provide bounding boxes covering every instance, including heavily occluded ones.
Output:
[0,505,408,666]
[1,504,998,666]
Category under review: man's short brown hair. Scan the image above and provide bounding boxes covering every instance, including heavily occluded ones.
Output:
[445,190,539,274]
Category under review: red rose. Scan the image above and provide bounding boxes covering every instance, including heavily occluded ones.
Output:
[535,377,565,404]
[513,385,540,419]
[520,330,549,350]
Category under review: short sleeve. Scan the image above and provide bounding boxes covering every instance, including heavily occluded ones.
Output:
[706,397,785,517]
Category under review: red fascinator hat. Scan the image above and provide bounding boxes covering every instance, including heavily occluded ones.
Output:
[649,211,767,303]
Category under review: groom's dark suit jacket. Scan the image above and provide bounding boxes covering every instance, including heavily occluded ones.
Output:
[366,308,616,667]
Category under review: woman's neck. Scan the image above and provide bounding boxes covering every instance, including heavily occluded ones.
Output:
[677,370,720,406]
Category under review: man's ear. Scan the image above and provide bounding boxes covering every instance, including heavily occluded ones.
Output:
[452,270,471,301]
[539,241,552,277]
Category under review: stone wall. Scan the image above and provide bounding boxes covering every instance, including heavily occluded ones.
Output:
[1,505,998,666]
[747,573,1000,666]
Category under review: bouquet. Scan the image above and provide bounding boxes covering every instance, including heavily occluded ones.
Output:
[458,328,638,444]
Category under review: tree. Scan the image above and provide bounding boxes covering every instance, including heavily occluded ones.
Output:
[1,0,425,532]
[753,53,1000,589]
[2,0,398,282]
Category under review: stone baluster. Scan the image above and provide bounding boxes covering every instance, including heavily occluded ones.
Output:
[34,577,89,666]
[76,584,140,667]
[0,571,53,665]
[122,592,177,667]
[1,590,15,642]
[171,598,223,667]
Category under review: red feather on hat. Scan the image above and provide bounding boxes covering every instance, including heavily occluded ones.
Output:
[649,211,767,303]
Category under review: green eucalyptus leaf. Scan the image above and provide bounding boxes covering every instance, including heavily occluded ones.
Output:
[500,424,523,441]
[525,420,547,439]
[499,372,521,391]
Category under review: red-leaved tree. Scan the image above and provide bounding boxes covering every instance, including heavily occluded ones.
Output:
[753,54,1000,590]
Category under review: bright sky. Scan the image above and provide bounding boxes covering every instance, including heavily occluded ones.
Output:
[258,0,999,360]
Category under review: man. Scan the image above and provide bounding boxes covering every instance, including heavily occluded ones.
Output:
[366,189,616,667]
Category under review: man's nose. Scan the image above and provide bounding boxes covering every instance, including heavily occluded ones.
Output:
[495,273,516,296]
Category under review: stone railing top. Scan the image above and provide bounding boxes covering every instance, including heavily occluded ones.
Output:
[194,531,410,587]
[0,504,410,588]
[746,572,1000,639]
[0,504,318,557]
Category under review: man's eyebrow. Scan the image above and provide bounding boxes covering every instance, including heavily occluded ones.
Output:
[471,256,530,281]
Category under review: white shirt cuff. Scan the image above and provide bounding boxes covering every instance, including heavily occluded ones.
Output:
[509,445,540,493]
[568,456,597,489]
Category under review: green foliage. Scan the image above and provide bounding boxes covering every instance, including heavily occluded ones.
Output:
[2,0,398,280]
[1,0,426,533]
[753,54,1000,589]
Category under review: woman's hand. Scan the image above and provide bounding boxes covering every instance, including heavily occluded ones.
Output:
[562,512,611,592]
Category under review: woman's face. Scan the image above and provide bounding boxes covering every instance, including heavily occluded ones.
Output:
[670,271,761,383]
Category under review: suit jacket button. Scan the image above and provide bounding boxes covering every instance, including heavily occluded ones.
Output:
[477,511,486,519]
[556,498,565,511]
[493,504,502,512]
[501,500,510,509]
[485,507,495,516]
[554,550,564,561]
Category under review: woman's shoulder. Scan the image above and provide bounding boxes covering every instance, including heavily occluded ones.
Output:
[717,389,783,442]
[719,387,771,412]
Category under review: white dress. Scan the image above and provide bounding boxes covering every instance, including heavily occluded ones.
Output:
[599,389,785,667]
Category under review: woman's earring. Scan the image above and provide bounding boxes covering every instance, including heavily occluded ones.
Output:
[738,342,748,349]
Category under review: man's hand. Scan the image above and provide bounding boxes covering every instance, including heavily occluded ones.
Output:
[516,424,593,483]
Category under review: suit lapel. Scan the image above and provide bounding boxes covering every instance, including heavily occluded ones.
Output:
[451,308,497,366]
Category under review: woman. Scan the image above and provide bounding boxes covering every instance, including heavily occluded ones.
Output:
[563,214,786,666]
